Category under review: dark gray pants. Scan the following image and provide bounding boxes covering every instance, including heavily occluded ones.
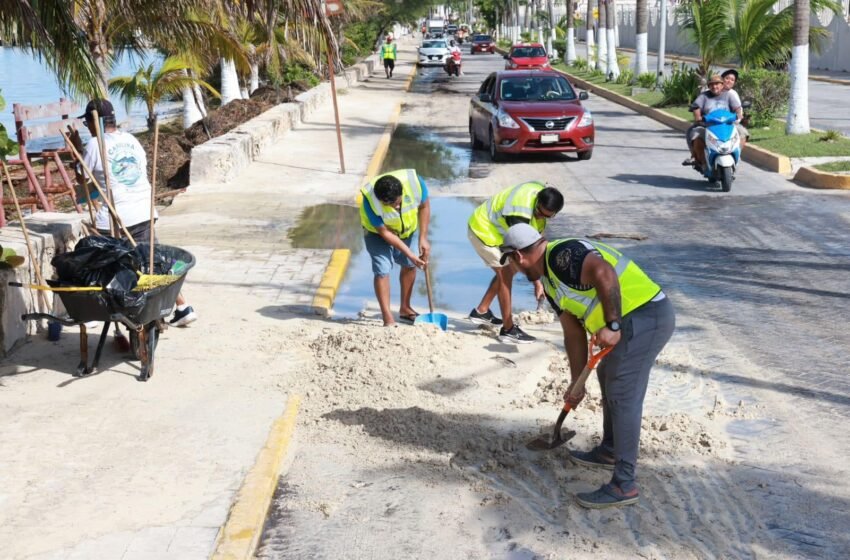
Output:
[596,296,676,492]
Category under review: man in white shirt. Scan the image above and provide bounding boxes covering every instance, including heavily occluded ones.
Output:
[72,99,196,327]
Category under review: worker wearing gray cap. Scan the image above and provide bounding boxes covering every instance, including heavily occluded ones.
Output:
[500,223,675,509]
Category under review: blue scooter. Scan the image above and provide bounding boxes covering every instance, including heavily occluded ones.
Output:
[695,108,741,192]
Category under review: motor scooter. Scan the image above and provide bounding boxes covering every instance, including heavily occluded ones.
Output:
[444,50,462,77]
[692,108,741,192]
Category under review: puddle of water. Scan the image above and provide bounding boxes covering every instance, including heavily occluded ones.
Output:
[289,198,539,319]
[380,124,470,186]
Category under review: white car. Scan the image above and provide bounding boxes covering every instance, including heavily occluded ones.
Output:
[418,39,449,66]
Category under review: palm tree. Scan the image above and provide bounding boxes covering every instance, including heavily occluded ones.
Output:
[586,0,596,67]
[564,0,577,64]
[634,0,648,74]
[597,0,608,73]
[605,0,619,78]
[108,57,220,129]
[0,0,100,96]
[786,0,810,134]
[678,0,730,76]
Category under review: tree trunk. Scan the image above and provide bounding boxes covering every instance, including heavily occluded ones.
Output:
[606,0,619,79]
[635,0,648,74]
[250,62,260,94]
[220,58,241,105]
[547,0,555,57]
[565,0,577,64]
[597,0,608,73]
[586,0,596,67]
[181,69,204,129]
[786,0,810,134]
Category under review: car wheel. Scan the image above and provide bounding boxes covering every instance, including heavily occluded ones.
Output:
[489,128,503,162]
[577,150,593,161]
[470,120,483,149]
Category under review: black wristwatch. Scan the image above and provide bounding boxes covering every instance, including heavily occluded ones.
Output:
[606,320,621,332]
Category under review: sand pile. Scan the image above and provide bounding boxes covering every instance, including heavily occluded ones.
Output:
[515,306,556,325]
[641,412,726,458]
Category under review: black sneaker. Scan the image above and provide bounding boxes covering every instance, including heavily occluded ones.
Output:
[681,158,695,166]
[169,306,197,327]
[569,446,616,470]
[468,308,503,326]
[498,325,535,344]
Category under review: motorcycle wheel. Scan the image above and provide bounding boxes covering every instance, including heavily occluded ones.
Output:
[720,166,733,192]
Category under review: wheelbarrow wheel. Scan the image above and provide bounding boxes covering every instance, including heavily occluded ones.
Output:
[138,322,159,382]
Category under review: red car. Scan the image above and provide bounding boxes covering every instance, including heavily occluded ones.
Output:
[504,43,550,70]
[470,34,495,54]
[468,70,595,161]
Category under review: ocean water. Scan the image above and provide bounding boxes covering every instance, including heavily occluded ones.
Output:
[0,47,181,141]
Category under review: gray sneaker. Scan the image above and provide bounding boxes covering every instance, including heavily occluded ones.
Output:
[498,325,535,344]
[468,307,503,326]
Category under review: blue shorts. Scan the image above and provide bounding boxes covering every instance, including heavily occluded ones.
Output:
[364,231,415,277]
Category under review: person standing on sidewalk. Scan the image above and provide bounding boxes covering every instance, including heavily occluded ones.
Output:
[70,99,197,328]
[467,182,563,344]
[499,224,675,508]
[360,169,431,326]
[380,35,397,78]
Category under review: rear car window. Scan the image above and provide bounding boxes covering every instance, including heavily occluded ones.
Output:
[474,35,492,41]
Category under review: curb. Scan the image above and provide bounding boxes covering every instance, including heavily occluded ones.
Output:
[310,55,416,316]
[555,67,794,174]
[794,166,850,189]
[211,395,301,560]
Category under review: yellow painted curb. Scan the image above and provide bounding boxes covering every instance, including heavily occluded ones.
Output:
[211,395,301,560]
[311,248,351,315]
[556,67,794,174]
[794,166,850,190]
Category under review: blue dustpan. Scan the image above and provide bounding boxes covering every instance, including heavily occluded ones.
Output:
[414,266,447,331]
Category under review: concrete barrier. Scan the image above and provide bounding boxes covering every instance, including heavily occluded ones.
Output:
[190,54,381,186]
[794,166,850,189]
[0,213,84,356]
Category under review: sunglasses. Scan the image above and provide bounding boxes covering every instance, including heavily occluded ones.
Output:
[534,206,556,219]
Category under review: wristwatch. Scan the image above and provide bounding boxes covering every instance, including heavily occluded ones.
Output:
[606,320,621,332]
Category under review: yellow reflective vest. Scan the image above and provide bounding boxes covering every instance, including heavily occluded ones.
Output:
[380,43,397,60]
[360,169,422,239]
[468,181,547,246]
[542,239,662,333]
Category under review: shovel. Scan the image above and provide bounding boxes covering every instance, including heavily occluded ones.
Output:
[526,338,614,451]
[414,265,448,331]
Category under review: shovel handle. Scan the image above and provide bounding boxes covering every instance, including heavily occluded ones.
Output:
[565,339,614,402]
[424,265,435,314]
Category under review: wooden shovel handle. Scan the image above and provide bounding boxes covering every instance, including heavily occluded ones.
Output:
[424,265,435,314]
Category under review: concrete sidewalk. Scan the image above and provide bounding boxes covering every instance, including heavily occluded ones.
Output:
[0,38,418,560]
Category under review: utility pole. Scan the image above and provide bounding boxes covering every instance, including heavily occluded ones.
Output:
[656,0,667,86]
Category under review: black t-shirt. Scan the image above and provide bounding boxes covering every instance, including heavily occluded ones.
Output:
[543,239,601,315]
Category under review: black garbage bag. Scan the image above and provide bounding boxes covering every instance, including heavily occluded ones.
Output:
[52,235,141,289]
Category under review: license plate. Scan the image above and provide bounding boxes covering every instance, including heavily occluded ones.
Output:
[429,55,435,60]
[540,134,558,144]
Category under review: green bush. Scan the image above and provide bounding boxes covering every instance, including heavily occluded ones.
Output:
[659,63,702,106]
[616,69,635,85]
[637,72,656,89]
[571,57,588,71]
[0,90,16,159]
[588,67,605,79]
[282,61,320,88]
[552,39,566,56]
[497,38,512,49]
[735,69,790,128]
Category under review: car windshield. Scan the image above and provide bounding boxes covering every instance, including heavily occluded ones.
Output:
[422,41,447,49]
[499,76,577,101]
[474,35,492,42]
[511,46,547,58]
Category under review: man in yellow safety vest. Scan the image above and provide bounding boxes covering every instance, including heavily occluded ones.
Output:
[380,35,397,78]
[500,223,675,509]
[360,169,431,326]
[467,182,563,344]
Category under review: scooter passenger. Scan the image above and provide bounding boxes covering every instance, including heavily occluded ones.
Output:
[683,74,743,168]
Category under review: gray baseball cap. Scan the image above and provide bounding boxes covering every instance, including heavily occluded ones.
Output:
[499,223,542,264]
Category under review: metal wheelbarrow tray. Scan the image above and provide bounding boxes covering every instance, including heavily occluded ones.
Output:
[21,244,195,382]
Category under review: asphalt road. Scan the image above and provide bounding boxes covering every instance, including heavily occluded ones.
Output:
[432,45,850,557]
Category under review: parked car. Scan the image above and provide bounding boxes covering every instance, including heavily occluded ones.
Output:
[446,24,458,34]
[504,43,550,70]
[418,39,450,66]
[468,70,595,161]
[470,34,496,54]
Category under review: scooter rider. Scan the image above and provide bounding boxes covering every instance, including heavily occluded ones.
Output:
[683,74,743,168]
[721,69,750,149]
[446,40,462,75]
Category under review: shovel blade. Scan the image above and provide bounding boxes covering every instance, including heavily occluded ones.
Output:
[414,312,448,331]
[525,429,576,451]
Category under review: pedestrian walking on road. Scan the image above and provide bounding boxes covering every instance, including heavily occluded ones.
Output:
[467,182,563,344]
[360,169,431,326]
[499,224,675,508]
[381,35,397,78]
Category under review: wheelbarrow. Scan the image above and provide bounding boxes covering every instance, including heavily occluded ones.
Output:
[16,244,194,382]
